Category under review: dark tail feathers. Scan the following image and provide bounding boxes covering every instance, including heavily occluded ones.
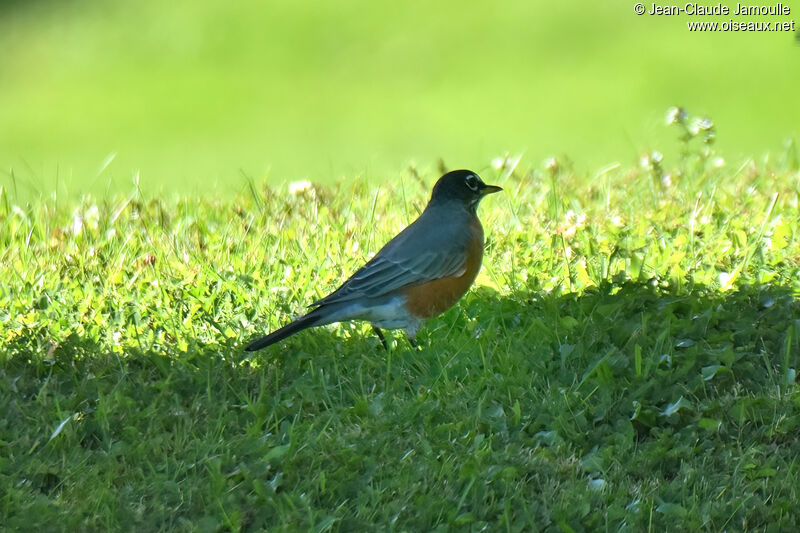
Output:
[245,312,321,351]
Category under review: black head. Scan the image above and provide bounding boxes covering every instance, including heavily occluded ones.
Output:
[429,170,502,211]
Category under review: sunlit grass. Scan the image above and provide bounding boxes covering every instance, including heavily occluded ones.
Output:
[2,112,800,529]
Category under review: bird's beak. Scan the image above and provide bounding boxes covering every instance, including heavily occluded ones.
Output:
[480,184,503,195]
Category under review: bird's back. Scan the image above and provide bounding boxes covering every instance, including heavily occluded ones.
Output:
[313,201,477,307]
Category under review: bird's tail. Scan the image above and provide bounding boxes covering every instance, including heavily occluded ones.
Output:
[244,312,321,352]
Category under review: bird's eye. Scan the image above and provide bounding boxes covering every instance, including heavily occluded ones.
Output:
[465,175,479,191]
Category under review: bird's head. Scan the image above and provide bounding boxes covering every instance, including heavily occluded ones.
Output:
[429,169,502,212]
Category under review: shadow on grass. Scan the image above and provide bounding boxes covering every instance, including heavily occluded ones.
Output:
[465,278,798,434]
[481,277,798,381]
[2,278,799,530]
[1,317,400,530]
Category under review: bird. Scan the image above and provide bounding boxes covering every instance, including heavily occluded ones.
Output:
[245,169,502,351]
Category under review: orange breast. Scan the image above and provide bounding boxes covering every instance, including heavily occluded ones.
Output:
[404,218,484,319]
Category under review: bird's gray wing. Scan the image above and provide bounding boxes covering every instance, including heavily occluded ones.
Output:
[312,214,469,307]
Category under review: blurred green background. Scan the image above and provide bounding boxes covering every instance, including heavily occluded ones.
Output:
[1,0,798,197]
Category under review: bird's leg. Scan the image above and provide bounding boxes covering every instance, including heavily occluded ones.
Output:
[372,326,389,351]
[405,334,418,349]
[405,322,420,349]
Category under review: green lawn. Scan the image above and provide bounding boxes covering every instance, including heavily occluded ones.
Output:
[2,114,800,530]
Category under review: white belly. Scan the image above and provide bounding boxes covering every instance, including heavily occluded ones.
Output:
[320,295,419,330]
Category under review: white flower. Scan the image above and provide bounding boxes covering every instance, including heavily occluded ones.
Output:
[698,117,714,130]
[85,205,99,231]
[72,214,83,235]
[288,180,312,195]
[666,107,687,125]
[690,117,714,135]
[561,210,586,238]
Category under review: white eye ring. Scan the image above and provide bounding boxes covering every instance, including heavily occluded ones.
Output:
[465,175,479,191]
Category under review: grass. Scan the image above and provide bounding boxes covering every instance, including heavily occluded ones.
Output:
[2,115,800,531]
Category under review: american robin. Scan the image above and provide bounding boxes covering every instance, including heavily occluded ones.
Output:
[245,169,502,351]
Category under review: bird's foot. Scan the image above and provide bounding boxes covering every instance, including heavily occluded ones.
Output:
[372,326,389,351]
[406,334,418,349]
